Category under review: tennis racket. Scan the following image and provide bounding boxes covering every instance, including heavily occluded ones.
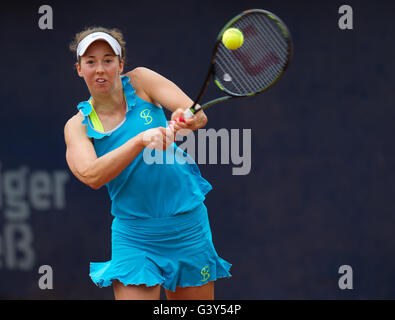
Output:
[183,8,293,120]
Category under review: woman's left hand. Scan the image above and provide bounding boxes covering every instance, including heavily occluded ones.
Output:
[170,107,208,133]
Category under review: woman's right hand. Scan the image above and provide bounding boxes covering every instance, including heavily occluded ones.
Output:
[139,126,176,151]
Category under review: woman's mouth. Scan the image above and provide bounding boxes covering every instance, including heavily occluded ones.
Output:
[96,78,107,85]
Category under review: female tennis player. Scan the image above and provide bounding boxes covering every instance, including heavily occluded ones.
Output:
[64,27,231,300]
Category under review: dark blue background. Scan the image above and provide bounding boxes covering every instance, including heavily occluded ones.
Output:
[0,0,394,299]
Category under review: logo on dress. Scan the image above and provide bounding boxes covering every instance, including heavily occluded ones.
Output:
[200,266,210,282]
[140,109,152,125]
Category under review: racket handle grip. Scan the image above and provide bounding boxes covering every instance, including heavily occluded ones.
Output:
[183,108,194,120]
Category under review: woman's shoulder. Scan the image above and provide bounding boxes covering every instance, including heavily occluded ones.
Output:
[64,112,85,134]
[124,67,159,105]
[124,67,154,89]
[125,66,155,78]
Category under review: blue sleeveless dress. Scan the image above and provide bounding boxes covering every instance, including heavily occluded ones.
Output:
[77,75,231,291]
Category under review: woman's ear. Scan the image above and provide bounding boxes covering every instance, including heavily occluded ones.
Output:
[76,62,83,78]
[119,59,125,75]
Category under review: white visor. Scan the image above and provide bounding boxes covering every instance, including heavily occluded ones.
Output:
[76,32,122,60]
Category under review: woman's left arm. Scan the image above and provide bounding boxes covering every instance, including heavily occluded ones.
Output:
[126,67,207,131]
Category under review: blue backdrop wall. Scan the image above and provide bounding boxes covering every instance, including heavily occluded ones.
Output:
[0,0,394,299]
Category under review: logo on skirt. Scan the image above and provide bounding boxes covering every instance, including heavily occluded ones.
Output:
[200,266,210,282]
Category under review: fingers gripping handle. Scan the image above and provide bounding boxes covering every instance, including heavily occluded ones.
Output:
[183,108,194,120]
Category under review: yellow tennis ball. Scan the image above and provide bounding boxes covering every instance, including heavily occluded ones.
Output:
[222,28,244,50]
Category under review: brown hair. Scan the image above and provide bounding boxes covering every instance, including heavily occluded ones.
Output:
[69,26,126,65]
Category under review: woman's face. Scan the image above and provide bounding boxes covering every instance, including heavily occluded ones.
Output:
[77,40,124,95]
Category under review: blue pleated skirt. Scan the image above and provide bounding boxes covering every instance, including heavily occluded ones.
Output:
[89,203,232,292]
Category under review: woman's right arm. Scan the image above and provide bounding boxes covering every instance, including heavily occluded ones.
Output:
[64,113,176,189]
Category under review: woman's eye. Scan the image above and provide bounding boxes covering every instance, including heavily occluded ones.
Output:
[86,60,94,64]
[105,59,113,63]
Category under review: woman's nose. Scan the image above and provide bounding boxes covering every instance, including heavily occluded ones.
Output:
[96,62,105,73]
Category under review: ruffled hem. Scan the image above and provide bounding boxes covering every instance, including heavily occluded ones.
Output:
[90,260,165,288]
[89,255,232,292]
[77,75,137,140]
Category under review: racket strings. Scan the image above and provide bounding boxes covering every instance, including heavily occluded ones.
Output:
[233,14,287,86]
[216,49,255,93]
[214,12,290,96]
[249,16,286,75]
[227,13,287,86]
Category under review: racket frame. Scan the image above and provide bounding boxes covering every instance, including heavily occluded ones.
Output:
[185,8,293,119]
